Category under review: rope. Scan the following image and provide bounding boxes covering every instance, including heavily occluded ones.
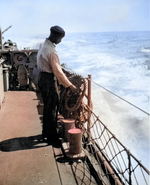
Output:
[65,77,87,112]
[59,68,90,127]
[92,80,150,116]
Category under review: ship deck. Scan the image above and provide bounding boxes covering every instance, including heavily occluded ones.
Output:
[0,91,97,185]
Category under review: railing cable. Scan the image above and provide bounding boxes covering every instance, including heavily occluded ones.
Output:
[91,80,150,116]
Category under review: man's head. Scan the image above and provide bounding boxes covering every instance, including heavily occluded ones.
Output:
[49,26,65,44]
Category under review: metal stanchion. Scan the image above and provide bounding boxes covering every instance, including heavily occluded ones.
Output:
[87,74,91,142]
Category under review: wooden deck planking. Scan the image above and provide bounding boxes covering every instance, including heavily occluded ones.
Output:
[0,91,99,185]
[53,147,77,185]
[0,91,61,185]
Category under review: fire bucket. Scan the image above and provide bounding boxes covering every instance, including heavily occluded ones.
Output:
[62,119,75,142]
[68,128,82,155]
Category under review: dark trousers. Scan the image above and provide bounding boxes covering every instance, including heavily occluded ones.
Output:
[38,72,59,139]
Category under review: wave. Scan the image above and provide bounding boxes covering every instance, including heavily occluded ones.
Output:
[140,46,150,53]
[9,33,149,114]
[5,32,149,169]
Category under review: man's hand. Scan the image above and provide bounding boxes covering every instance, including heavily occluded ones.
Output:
[69,84,77,92]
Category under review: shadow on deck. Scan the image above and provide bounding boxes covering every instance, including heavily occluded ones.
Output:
[0,91,97,185]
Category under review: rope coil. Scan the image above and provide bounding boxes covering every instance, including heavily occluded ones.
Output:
[59,67,91,128]
[65,76,87,112]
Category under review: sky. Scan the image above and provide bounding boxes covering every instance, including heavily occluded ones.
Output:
[0,0,150,38]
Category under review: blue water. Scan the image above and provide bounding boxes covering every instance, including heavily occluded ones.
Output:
[56,31,150,113]
[15,31,150,105]
[9,31,150,170]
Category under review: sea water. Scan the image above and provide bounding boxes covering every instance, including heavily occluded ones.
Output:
[15,31,150,112]
[9,31,150,170]
[59,31,150,113]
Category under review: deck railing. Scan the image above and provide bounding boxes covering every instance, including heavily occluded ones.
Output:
[82,76,150,185]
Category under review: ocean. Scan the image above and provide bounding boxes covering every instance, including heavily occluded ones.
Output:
[15,31,150,112]
[10,31,150,169]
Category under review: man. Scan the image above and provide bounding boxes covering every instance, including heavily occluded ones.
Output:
[37,26,76,144]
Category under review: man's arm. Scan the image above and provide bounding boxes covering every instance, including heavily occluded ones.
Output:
[50,53,76,91]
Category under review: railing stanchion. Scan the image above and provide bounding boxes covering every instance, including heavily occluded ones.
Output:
[87,74,91,142]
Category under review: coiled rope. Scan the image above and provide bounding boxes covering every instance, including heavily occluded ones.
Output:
[59,68,90,128]
[65,76,87,112]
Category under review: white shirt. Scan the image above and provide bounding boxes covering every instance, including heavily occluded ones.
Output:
[37,39,72,88]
